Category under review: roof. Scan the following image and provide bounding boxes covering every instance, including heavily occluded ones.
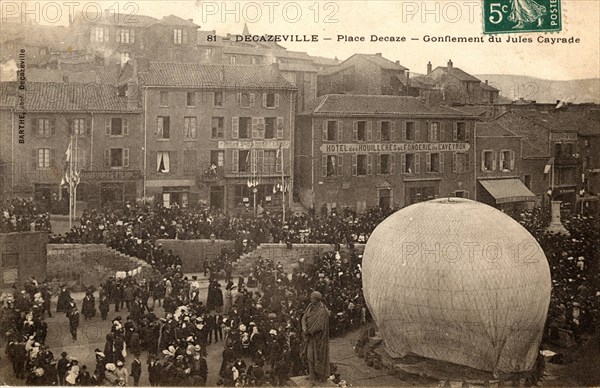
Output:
[318,53,407,76]
[479,178,536,204]
[0,83,17,108]
[139,63,296,89]
[2,82,140,112]
[26,67,121,85]
[453,105,494,117]
[433,66,481,82]
[222,46,312,61]
[310,55,341,67]
[476,122,519,137]
[77,12,158,26]
[151,15,199,28]
[305,94,474,117]
[517,110,600,136]
[481,82,500,92]
[278,63,318,73]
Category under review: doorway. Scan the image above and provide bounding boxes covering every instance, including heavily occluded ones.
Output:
[210,186,225,210]
[378,189,392,209]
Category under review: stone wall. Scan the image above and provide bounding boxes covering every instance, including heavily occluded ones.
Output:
[156,239,236,273]
[0,232,48,289]
[47,244,156,289]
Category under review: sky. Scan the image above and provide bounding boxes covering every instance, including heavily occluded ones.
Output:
[3,0,599,80]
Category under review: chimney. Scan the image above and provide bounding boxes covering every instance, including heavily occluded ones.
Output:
[447,59,453,69]
[188,18,193,22]
[485,80,488,85]
[427,61,432,75]
[406,70,410,84]
[63,75,69,83]
[375,53,382,57]
[395,60,400,65]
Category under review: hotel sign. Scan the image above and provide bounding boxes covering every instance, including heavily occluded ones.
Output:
[81,170,142,181]
[218,140,291,149]
[320,143,471,154]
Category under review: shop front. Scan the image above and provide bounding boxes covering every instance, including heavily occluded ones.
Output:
[479,178,536,211]
[78,170,142,209]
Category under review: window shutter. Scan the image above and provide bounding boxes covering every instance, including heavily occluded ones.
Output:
[390,121,396,141]
[262,93,267,108]
[415,122,421,141]
[236,93,242,106]
[367,121,373,141]
[104,27,109,42]
[258,117,265,138]
[426,153,431,173]
[123,119,129,135]
[440,123,445,142]
[322,155,327,177]
[390,154,395,174]
[89,27,94,42]
[104,149,110,167]
[85,118,91,135]
[465,152,471,172]
[499,151,505,170]
[232,117,239,139]
[32,118,38,135]
[367,154,373,175]
[232,150,239,173]
[131,29,136,43]
[481,151,486,172]
[377,121,382,141]
[50,148,56,167]
[401,154,406,174]
[276,117,284,139]
[401,121,407,141]
[453,153,458,173]
[50,119,56,135]
[170,151,177,173]
[510,151,515,170]
[183,29,188,44]
[123,148,130,167]
[322,120,327,141]
[376,154,381,174]
[116,29,121,43]
[353,121,358,141]
[106,119,111,136]
[275,93,280,108]
[492,151,497,171]
[337,121,343,141]
[338,155,343,176]
[415,154,421,174]
[439,153,445,173]
[250,93,255,107]
[453,123,458,141]
[31,149,37,170]
[352,155,357,176]
[252,117,259,138]
[465,125,471,142]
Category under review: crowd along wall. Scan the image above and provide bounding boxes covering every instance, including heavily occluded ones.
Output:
[156,239,236,273]
[0,232,48,289]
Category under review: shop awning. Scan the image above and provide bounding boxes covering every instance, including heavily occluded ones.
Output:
[480,179,536,204]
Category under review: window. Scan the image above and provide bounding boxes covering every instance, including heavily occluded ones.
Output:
[120,52,130,66]
[408,186,437,204]
[402,153,420,174]
[184,117,197,139]
[37,118,51,136]
[323,155,340,177]
[107,148,129,168]
[214,91,223,107]
[174,28,184,44]
[186,92,195,107]
[117,28,135,43]
[427,153,442,173]
[265,150,277,174]
[205,48,213,59]
[212,117,224,138]
[428,122,440,142]
[251,57,257,64]
[379,154,393,174]
[356,121,368,141]
[239,150,250,172]
[482,150,494,171]
[405,121,417,141]
[324,120,340,141]
[263,93,279,108]
[159,91,169,107]
[238,117,250,139]
[454,191,467,198]
[157,151,170,173]
[357,155,368,176]
[211,150,224,167]
[107,118,128,136]
[38,149,51,168]
[265,117,276,139]
[117,85,127,97]
[524,175,532,189]
[238,93,254,108]
[454,152,470,173]
[455,122,467,142]
[380,121,392,141]
[72,118,86,135]
[230,56,236,64]
[500,150,514,171]
[157,116,170,139]
[91,27,109,42]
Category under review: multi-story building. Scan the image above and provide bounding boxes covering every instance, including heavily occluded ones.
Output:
[317,53,413,97]
[0,81,143,209]
[475,122,536,211]
[295,94,478,213]
[122,61,297,211]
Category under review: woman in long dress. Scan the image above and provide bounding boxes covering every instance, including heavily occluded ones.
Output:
[509,0,546,28]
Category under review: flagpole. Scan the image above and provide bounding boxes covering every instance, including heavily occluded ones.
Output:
[74,134,78,223]
[68,134,73,230]
[280,145,286,224]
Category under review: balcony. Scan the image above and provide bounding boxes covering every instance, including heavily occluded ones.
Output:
[196,163,224,184]
[554,153,579,167]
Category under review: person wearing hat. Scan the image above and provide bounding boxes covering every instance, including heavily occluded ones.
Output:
[65,358,79,386]
[115,360,128,386]
[57,351,70,385]
[301,291,331,383]
[130,355,142,386]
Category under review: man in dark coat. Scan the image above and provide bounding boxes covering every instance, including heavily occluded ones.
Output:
[56,286,70,313]
[99,294,110,320]
[68,305,80,341]
[130,356,142,386]
[81,291,96,320]
[57,351,70,385]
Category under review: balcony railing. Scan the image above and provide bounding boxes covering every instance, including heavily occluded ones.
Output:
[197,163,224,184]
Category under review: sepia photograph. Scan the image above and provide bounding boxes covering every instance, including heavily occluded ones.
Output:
[0,0,599,386]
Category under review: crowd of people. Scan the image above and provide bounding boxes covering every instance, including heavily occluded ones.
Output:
[1,198,51,233]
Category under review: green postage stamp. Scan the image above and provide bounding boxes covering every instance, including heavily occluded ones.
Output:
[483,0,562,34]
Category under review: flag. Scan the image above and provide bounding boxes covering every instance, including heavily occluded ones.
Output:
[544,157,554,174]
[61,139,73,186]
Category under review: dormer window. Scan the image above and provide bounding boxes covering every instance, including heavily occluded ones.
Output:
[117,85,127,97]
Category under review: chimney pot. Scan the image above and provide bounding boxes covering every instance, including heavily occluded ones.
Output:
[447,59,453,69]
[375,53,382,56]
[396,60,400,65]
[485,80,488,85]
[427,61,432,75]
